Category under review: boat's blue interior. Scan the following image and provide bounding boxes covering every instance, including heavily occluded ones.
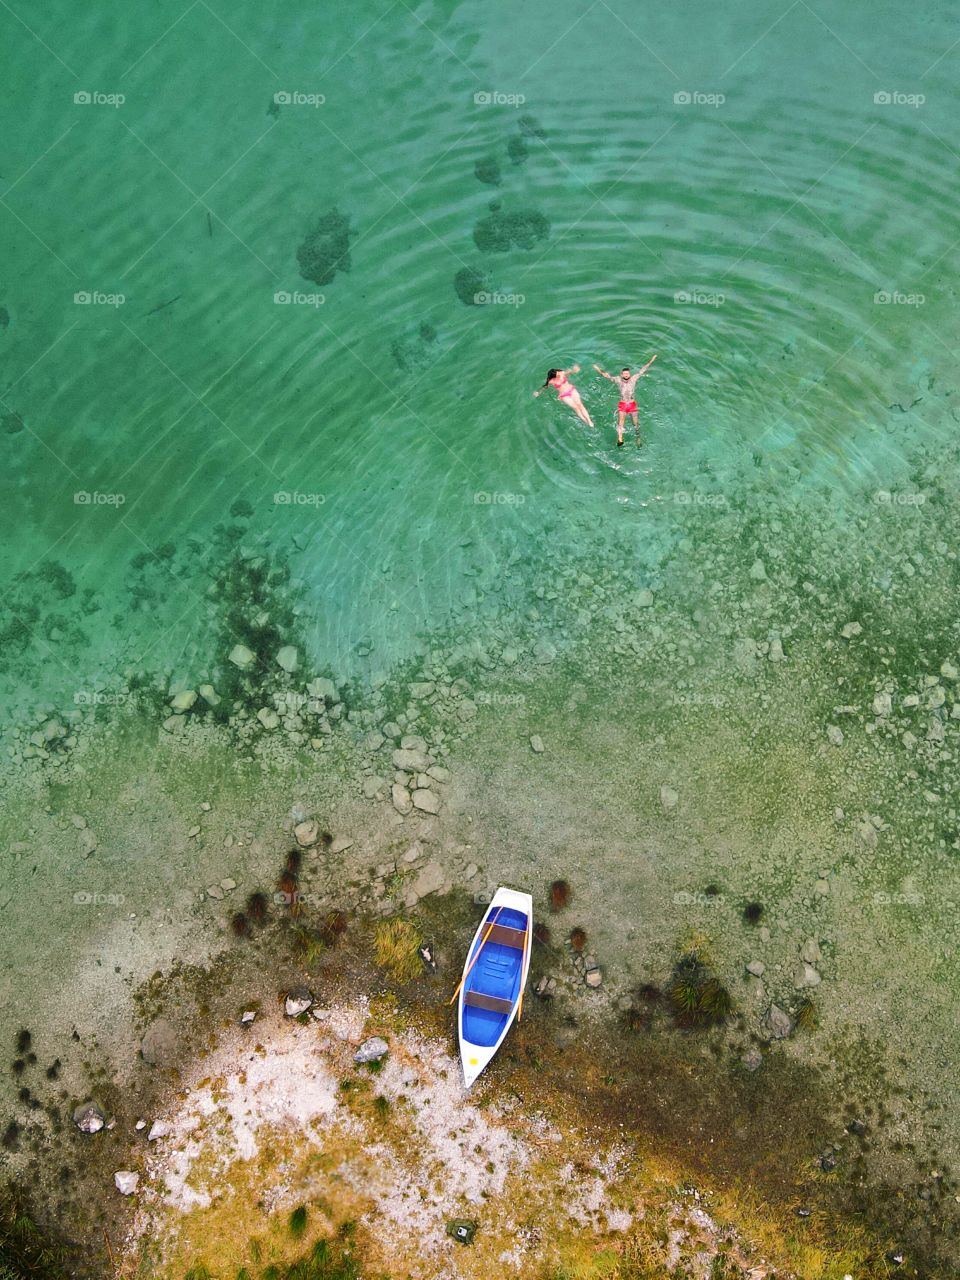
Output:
[461,905,527,1048]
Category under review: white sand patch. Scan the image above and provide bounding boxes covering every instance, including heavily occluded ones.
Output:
[142,1018,346,1213]
[373,1033,530,1202]
[131,1006,535,1264]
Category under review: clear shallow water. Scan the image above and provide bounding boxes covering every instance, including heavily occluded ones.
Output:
[1,0,959,711]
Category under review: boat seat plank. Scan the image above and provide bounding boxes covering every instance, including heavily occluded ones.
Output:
[483,923,527,949]
[464,990,515,1014]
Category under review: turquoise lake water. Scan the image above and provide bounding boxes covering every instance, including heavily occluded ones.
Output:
[1,0,958,713]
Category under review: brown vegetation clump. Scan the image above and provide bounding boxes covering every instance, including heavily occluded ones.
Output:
[549,880,571,912]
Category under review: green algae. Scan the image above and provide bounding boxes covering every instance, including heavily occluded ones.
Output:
[473,157,501,186]
[296,209,354,288]
[472,205,549,252]
[506,135,528,165]
[453,266,489,306]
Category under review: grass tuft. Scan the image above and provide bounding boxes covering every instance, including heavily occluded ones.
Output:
[666,952,734,1029]
[292,927,326,967]
[794,997,819,1032]
[373,918,423,983]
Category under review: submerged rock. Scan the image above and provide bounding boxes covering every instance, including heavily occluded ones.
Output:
[764,1004,793,1040]
[73,1102,105,1133]
[276,645,299,673]
[228,644,256,669]
[307,676,338,702]
[392,784,412,815]
[794,962,821,988]
[393,747,430,772]
[294,820,320,847]
[800,938,821,964]
[412,788,440,814]
[140,1019,177,1066]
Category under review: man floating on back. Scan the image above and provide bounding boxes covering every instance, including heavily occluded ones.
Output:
[593,354,658,447]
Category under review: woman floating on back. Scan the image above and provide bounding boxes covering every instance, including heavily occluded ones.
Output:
[533,365,594,428]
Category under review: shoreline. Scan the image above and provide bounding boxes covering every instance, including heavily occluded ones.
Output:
[2,465,960,1274]
[6,893,940,1278]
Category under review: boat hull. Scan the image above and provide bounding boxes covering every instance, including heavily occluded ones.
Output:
[457,887,533,1088]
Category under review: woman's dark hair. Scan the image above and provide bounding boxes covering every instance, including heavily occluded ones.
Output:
[543,368,559,386]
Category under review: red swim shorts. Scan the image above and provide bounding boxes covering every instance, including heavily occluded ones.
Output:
[618,400,637,413]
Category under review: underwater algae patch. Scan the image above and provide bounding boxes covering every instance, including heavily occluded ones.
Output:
[453,266,490,306]
[297,208,355,287]
[472,201,550,252]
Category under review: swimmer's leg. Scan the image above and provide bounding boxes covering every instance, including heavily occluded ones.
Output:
[617,411,626,446]
[570,393,593,428]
